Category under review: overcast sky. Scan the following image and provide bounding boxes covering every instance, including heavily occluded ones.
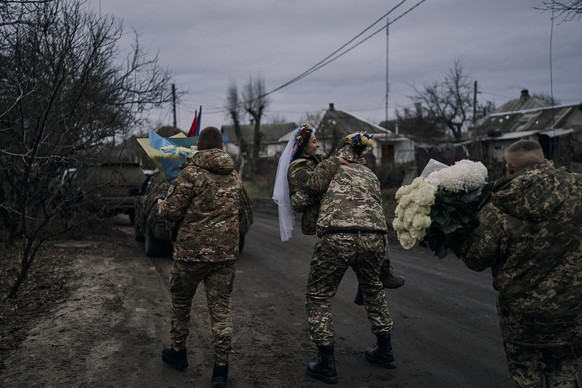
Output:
[98,0,581,132]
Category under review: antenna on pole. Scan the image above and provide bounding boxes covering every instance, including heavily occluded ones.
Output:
[385,17,390,126]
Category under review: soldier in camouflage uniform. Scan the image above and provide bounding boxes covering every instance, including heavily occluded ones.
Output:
[157,127,242,388]
[287,125,324,236]
[459,140,582,388]
[299,131,396,384]
[288,127,404,305]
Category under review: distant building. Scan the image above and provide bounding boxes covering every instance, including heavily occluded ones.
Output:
[316,103,414,166]
[470,89,582,178]
[221,122,298,160]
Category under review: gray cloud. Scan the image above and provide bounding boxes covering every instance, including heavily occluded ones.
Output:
[100,0,582,131]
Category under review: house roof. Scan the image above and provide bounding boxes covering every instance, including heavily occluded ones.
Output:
[316,103,391,138]
[473,103,581,137]
[494,89,550,113]
[221,122,298,144]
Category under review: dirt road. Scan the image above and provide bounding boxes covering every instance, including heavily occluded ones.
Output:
[0,210,538,387]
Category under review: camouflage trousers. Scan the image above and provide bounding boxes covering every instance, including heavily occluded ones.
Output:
[306,232,393,346]
[169,260,235,364]
[503,341,582,387]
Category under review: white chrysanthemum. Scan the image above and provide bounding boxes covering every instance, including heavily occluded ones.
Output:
[425,160,487,192]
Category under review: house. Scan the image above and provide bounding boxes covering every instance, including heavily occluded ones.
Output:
[470,90,582,179]
[316,103,414,166]
[221,122,298,160]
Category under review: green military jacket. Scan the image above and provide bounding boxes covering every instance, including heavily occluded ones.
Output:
[288,153,323,235]
[460,162,582,346]
[303,147,387,237]
[158,149,242,263]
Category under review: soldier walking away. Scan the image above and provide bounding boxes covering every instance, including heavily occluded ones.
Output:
[459,140,582,387]
[157,126,244,388]
[300,131,396,384]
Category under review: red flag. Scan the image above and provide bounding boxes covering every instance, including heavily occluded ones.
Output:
[187,110,198,137]
[193,105,202,137]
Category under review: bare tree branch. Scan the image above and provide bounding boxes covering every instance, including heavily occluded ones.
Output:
[536,1,582,22]
[409,58,473,141]
[0,0,175,297]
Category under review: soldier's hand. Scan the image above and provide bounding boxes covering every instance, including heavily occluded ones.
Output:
[358,156,366,165]
[337,157,349,165]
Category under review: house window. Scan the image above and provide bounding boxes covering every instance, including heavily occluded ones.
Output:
[381,144,394,165]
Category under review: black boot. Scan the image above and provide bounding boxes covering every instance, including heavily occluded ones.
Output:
[365,333,396,369]
[211,362,229,388]
[354,285,364,306]
[161,346,188,371]
[381,271,405,289]
[306,345,337,384]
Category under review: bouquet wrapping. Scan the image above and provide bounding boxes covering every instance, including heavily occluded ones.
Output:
[392,159,488,258]
[137,131,198,181]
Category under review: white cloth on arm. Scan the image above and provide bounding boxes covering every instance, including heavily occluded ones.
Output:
[272,135,296,241]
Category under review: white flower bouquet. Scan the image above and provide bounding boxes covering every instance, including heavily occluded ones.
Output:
[392,159,488,258]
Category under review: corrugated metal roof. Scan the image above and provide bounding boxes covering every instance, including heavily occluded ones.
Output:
[538,128,575,138]
[494,90,550,113]
[494,130,541,140]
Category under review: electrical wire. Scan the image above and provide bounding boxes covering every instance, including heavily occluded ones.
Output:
[261,0,427,99]
[204,0,427,117]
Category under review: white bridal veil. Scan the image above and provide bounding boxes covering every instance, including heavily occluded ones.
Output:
[272,134,297,241]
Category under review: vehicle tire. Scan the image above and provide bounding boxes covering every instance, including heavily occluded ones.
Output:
[134,221,144,242]
[239,233,245,253]
[144,228,170,257]
[128,210,135,225]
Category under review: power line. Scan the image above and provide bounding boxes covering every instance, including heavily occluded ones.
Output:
[188,1,427,119]
[262,0,427,99]
[261,0,409,98]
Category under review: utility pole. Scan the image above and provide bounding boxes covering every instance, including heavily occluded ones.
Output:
[472,80,478,125]
[385,17,390,126]
[171,84,177,128]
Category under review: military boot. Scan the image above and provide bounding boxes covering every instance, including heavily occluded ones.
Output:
[161,346,188,371]
[211,362,229,388]
[365,333,396,369]
[380,270,405,289]
[306,345,337,384]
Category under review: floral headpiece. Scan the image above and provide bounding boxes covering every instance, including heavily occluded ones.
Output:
[344,131,374,151]
[291,124,313,159]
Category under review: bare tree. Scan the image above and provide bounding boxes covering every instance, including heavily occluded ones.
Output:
[536,0,582,22]
[299,110,323,131]
[532,92,561,106]
[394,103,442,143]
[409,59,473,141]
[0,0,174,298]
[241,73,270,179]
[267,113,287,124]
[225,80,246,171]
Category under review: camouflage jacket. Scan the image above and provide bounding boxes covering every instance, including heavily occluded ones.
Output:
[304,147,388,237]
[459,162,582,346]
[158,149,242,263]
[288,153,323,235]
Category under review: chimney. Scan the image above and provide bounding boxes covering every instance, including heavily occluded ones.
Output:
[520,89,530,101]
[329,103,335,111]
